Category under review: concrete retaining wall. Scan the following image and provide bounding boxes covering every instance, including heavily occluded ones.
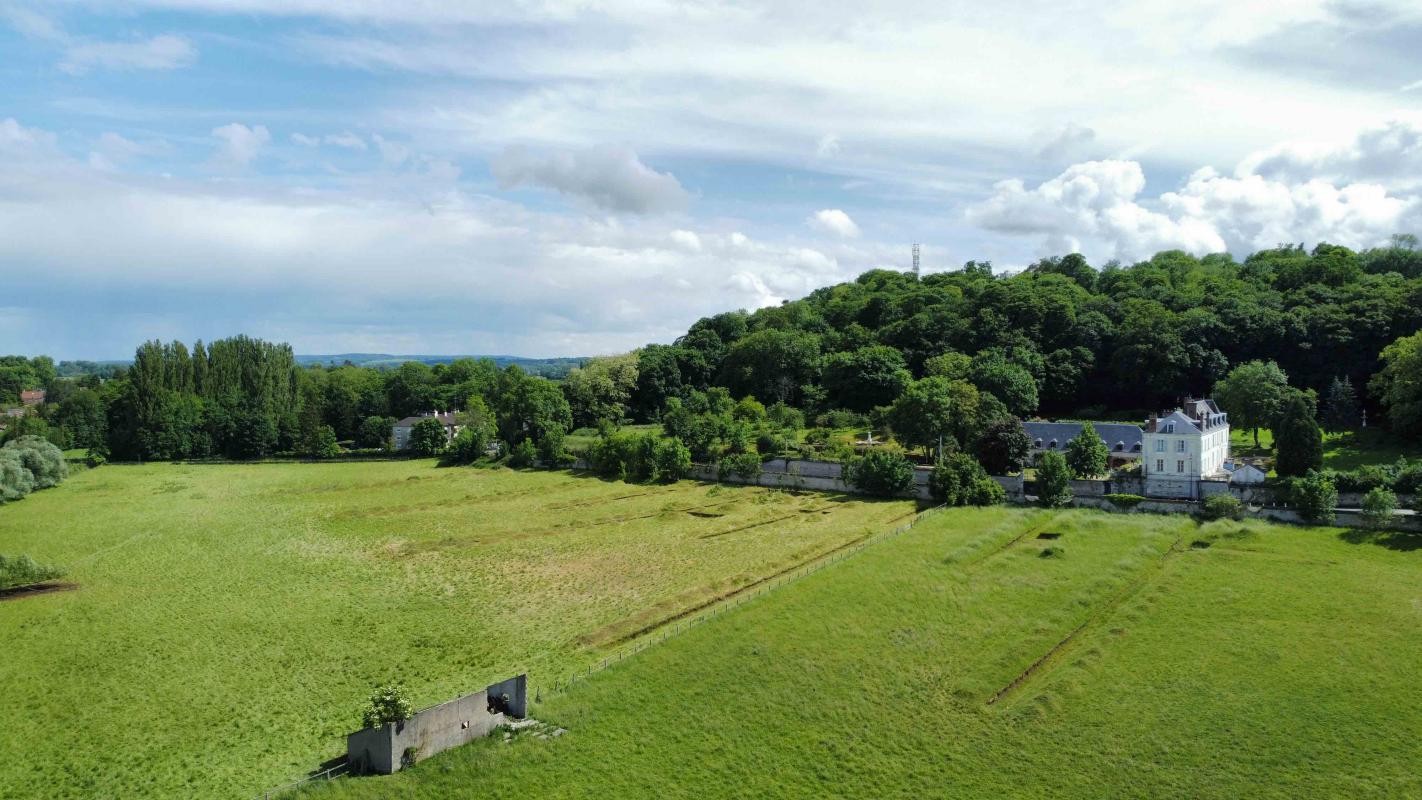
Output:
[347,675,526,775]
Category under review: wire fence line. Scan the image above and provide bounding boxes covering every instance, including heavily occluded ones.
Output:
[257,761,348,799]
[533,502,948,704]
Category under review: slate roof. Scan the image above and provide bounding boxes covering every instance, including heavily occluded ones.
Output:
[1022,421,1144,454]
[394,412,458,428]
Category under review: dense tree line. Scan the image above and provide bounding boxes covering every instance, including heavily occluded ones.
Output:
[9,236,1422,470]
[626,239,1422,431]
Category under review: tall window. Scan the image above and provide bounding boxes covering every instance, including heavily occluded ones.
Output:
[1177,460,1185,472]
[1156,459,1164,472]
[1177,440,1186,452]
[1156,440,1166,452]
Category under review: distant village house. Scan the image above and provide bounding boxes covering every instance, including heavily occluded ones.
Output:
[20,389,46,406]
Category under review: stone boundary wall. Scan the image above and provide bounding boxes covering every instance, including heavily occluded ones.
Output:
[1072,495,1422,532]
[346,675,527,775]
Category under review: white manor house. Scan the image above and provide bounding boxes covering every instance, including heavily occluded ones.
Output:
[1141,398,1231,499]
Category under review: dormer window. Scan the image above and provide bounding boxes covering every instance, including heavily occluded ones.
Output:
[1048,439,1058,449]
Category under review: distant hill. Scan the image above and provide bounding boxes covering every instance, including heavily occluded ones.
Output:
[293,354,587,377]
[58,354,588,379]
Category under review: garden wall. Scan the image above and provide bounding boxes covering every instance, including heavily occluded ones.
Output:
[346,675,526,775]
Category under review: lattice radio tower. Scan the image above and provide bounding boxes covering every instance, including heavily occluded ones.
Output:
[911,243,921,277]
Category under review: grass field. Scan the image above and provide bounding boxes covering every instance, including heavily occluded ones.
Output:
[304,507,1422,800]
[1231,426,1422,472]
[0,461,914,799]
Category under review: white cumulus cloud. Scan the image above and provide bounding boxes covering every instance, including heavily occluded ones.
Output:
[490,144,689,214]
[211,123,271,166]
[808,208,860,238]
[967,152,1418,261]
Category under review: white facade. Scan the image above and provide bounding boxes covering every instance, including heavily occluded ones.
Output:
[1141,399,1230,499]
[392,411,460,450]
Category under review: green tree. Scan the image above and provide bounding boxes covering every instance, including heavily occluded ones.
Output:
[1371,331,1422,439]
[495,368,573,445]
[1035,450,1074,508]
[0,448,36,503]
[303,426,341,458]
[1064,422,1109,478]
[1214,360,1290,448]
[357,416,393,450]
[843,450,915,497]
[651,438,692,482]
[821,346,912,412]
[361,684,413,729]
[929,452,1005,506]
[536,425,572,467]
[1273,393,1323,477]
[970,353,1039,418]
[716,328,822,405]
[1360,487,1398,529]
[887,377,979,458]
[974,417,1031,475]
[2,436,68,489]
[1320,375,1360,433]
[562,353,639,427]
[408,417,448,457]
[1290,472,1338,524]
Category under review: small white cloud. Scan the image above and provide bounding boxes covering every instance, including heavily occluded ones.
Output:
[815,134,841,159]
[491,144,689,214]
[373,134,410,166]
[729,231,750,248]
[211,123,271,167]
[1401,79,1422,93]
[59,34,196,75]
[807,208,860,238]
[324,131,367,151]
[669,229,702,251]
[290,133,320,147]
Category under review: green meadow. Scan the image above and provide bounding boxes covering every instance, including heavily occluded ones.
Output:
[305,507,1422,800]
[0,461,913,799]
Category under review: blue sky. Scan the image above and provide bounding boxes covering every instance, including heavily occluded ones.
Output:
[2,1,1422,359]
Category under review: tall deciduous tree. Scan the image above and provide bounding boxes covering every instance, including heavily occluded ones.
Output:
[974,416,1031,476]
[1273,393,1323,477]
[1035,450,1074,508]
[1371,331,1422,439]
[1065,422,1109,478]
[821,346,912,412]
[1214,360,1290,448]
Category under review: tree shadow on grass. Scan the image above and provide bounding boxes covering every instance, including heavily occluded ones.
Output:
[1337,528,1422,552]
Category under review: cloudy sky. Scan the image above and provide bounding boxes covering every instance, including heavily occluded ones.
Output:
[3,1,1422,359]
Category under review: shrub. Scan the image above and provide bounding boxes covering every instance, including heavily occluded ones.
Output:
[361,684,413,729]
[586,432,659,481]
[1201,494,1243,521]
[303,425,341,458]
[1035,451,1074,508]
[508,439,538,468]
[843,450,915,497]
[0,449,36,503]
[536,426,573,467]
[0,554,65,590]
[718,452,763,481]
[1391,458,1422,495]
[1360,487,1398,529]
[1104,493,1145,509]
[929,453,1004,507]
[3,436,68,489]
[357,415,394,450]
[817,409,868,430]
[766,402,805,431]
[650,438,691,483]
[448,426,489,464]
[84,449,107,468]
[1291,471,1338,524]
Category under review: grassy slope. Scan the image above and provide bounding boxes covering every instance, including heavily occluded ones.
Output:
[1231,427,1422,471]
[305,508,1422,800]
[0,462,912,799]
